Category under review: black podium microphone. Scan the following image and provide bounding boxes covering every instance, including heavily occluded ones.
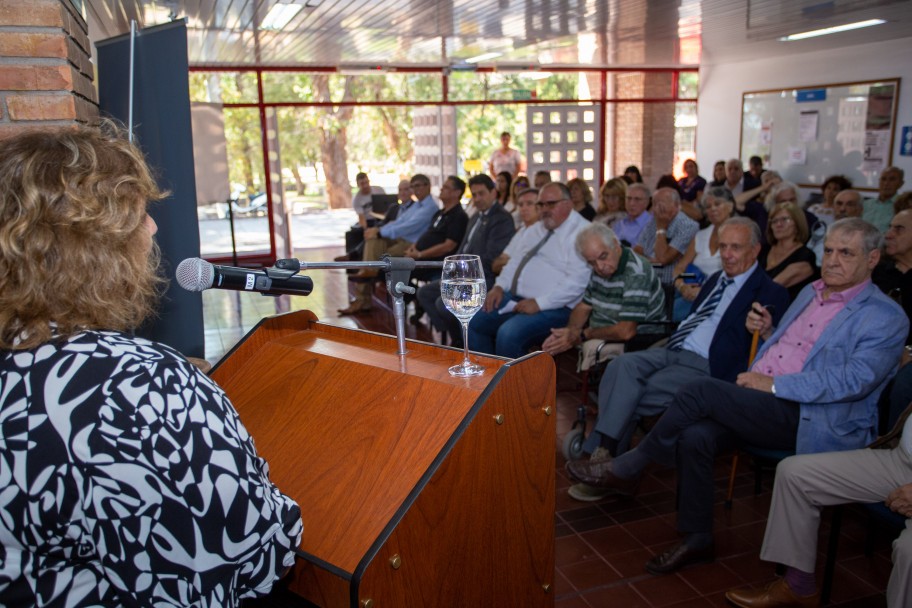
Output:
[176,258,313,297]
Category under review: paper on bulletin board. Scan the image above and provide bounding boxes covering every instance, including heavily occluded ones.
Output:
[799,111,818,142]
[787,145,807,165]
[760,121,772,145]
[862,130,889,172]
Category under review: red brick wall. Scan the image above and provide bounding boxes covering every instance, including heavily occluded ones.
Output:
[0,0,98,139]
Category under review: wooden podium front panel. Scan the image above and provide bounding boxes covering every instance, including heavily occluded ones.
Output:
[212,312,555,607]
[356,353,556,607]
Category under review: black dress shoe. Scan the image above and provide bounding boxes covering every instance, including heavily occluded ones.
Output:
[645,542,715,575]
[564,459,641,496]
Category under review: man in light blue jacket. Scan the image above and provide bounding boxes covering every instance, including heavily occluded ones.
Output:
[566,218,908,576]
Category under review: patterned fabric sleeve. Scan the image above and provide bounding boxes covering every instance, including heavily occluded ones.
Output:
[73,337,302,607]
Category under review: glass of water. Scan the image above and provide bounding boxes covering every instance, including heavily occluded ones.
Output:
[441,254,486,377]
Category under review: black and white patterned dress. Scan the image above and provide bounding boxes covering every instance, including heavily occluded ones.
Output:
[0,330,302,607]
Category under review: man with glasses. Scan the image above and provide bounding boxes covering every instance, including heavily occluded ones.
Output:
[614,183,652,247]
[569,219,906,580]
[340,174,438,315]
[467,182,591,358]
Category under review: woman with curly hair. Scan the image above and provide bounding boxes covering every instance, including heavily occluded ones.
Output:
[0,124,301,607]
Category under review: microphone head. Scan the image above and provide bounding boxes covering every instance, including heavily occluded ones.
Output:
[176,258,215,292]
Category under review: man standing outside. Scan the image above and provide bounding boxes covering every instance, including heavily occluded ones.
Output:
[488,131,525,179]
[864,166,905,232]
[635,187,699,284]
[569,218,907,577]
[417,174,516,346]
[339,174,437,315]
[468,182,590,358]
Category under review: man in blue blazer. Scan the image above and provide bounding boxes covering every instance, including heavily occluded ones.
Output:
[568,218,908,579]
[572,218,789,485]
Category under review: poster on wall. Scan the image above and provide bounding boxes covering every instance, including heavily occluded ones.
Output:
[799,111,818,142]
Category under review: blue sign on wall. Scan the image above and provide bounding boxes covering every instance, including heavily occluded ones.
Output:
[901,126,912,157]
[796,89,827,103]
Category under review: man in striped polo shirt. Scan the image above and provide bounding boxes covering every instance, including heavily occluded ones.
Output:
[542,222,666,360]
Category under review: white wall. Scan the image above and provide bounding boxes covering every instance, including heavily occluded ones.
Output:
[696,36,912,192]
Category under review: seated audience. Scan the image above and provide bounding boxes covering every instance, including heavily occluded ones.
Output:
[568,177,596,221]
[895,191,912,215]
[0,124,302,606]
[807,174,852,224]
[745,155,765,190]
[567,218,789,501]
[635,187,700,285]
[341,173,438,314]
[402,175,469,278]
[533,169,552,189]
[337,173,394,262]
[613,183,652,246]
[671,186,735,320]
[723,158,747,196]
[677,159,707,222]
[761,202,818,301]
[492,187,540,275]
[864,166,905,232]
[624,165,644,184]
[747,180,818,246]
[568,218,907,576]
[495,170,512,207]
[467,182,590,358]
[833,188,864,220]
[594,177,627,229]
[507,173,531,227]
[541,223,666,362]
[874,209,912,344]
[735,169,780,214]
[709,160,726,187]
[725,414,912,607]
[418,174,515,346]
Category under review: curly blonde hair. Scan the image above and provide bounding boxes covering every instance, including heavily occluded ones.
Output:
[0,123,167,350]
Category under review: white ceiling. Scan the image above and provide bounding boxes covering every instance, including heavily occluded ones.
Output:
[82,0,912,68]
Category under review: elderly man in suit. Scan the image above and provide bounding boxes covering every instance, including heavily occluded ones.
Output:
[569,218,908,577]
[416,173,516,346]
[566,217,790,502]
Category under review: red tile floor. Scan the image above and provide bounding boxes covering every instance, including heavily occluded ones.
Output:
[212,245,894,607]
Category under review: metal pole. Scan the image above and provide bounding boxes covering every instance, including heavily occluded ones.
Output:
[128,20,136,142]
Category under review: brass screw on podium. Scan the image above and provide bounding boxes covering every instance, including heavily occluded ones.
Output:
[542,583,552,593]
[543,406,553,416]
[494,414,505,425]
[360,599,374,608]
[389,554,402,569]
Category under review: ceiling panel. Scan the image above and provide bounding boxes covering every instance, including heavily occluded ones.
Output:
[82,0,912,68]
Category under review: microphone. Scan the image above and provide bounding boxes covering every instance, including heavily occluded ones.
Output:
[176,258,313,297]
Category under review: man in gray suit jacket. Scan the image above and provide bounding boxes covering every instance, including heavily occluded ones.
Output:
[568,218,908,580]
[417,174,516,345]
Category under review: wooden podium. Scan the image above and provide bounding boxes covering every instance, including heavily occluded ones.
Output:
[210,311,556,608]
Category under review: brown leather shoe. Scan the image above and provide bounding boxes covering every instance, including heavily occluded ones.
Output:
[645,542,714,575]
[725,578,819,608]
[564,459,640,496]
[337,301,372,315]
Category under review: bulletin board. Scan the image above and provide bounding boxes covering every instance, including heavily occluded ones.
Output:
[740,79,900,190]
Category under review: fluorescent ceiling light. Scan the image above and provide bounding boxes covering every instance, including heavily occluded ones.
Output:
[261,2,303,30]
[465,52,503,64]
[779,19,885,41]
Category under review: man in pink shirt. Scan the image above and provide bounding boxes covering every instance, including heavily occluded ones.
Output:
[567,218,907,579]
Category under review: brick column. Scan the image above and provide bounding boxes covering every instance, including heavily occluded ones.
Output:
[0,0,98,139]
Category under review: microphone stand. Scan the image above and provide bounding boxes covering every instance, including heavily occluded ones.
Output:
[272,255,444,356]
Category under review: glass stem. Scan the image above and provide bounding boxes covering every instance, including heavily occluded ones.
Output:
[461,320,471,368]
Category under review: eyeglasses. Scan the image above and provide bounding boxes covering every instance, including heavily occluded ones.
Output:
[770,217,793,226]
[535,198,568,209]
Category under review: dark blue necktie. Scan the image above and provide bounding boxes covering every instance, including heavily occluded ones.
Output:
[667,276,734,351]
